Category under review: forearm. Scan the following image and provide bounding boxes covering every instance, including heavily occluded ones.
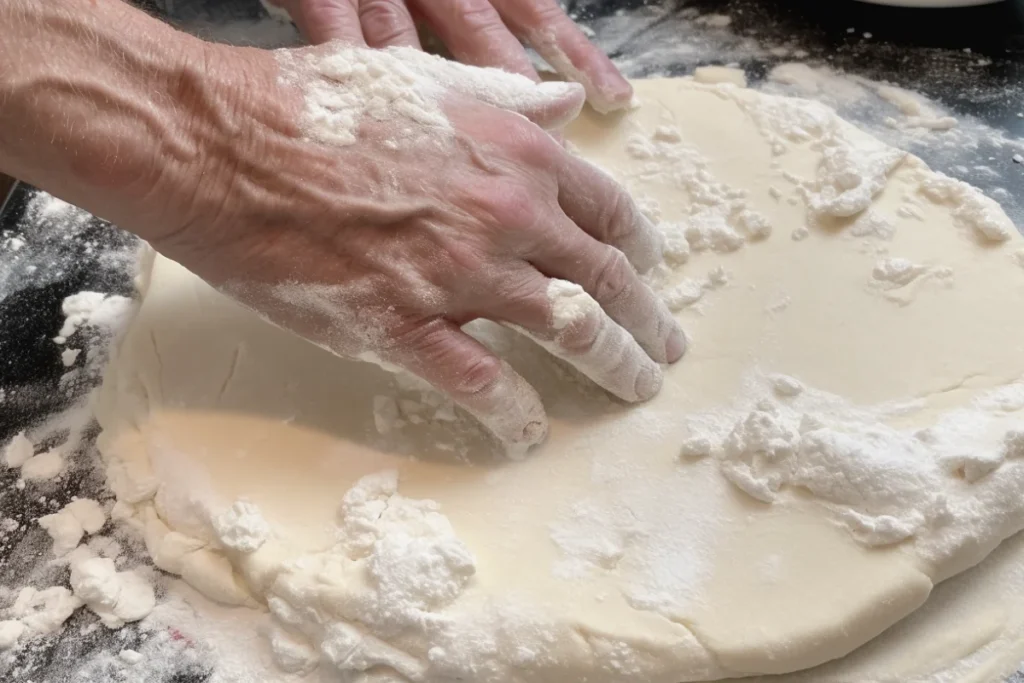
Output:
[0,0,248,240]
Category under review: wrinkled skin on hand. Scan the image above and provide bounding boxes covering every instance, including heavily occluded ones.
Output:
[150,43,685,453]
[264,0,633,113]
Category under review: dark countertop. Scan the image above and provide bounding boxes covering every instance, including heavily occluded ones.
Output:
[1,1,1022,681]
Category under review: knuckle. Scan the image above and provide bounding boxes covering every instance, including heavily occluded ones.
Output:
[360,0,407,35]
[493,272,547,309]
[522,0,566,26]
[303,0,354,19]
[592,248,633,305]
[397,323,502,397]
[452,353,503,396]
[510,125,560,165]
[390,318,444,354]
[476,183,544,230]
[451,0,504,34]
[597,190,640,243]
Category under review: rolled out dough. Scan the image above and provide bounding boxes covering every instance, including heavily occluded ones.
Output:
[95,78,1024,682]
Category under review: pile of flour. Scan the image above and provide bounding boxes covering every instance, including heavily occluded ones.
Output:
[0,283,155,663]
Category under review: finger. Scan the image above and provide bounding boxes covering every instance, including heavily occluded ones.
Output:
[358,0,422,49]
[556,154,664,274]
[489,0,633,113]
[531,227,685,364]
[388,319,548,454]
[503,82,586,131]
[444,77,585,131]
[493,270,665,403]
[413,0,537,79]
[289,0,366,45]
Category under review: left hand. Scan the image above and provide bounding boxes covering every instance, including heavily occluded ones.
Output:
[264,0,633,113]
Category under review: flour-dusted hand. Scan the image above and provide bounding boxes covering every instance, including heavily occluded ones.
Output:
[0,0,681,453]
[140,44,683,452]
[263,0,633,112]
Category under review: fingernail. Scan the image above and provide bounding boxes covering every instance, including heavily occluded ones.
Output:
[665,326,687,363]
[591,74,634,113]
[523,420,548,444]
[634,363,663,401]
[602,76,634,103]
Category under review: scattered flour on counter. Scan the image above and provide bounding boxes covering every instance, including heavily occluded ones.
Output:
[875,85,958,131]
[764,67,958,133]
[19,448,63,482]
[0,620,26,650]
[766,63,870,105]
[0,587,83,651]
[2,432,34,468]
[695,13,732,28]
[60,348,81,367]
[54,292,133,345]
[38,499,106,557]
[68,552,156,629]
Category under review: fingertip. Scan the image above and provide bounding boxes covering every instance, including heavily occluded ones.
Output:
[588,72,634,114]
[633,361,664,402]
[665,325,687,363]
[475,368,550,456]
[504,415,550,460]
[629,214,666,275]
[531,81,587,130]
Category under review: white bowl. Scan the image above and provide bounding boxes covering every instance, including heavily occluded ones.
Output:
[855,0,1002,6]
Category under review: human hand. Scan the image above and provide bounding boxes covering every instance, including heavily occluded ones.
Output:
[144,44,682,453]
[263,0,633,113]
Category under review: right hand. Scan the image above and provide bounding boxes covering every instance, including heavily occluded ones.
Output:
[264,0,634,113]
[145,43,686,452]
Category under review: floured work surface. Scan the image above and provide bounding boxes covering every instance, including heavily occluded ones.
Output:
[87,77,1024,682]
